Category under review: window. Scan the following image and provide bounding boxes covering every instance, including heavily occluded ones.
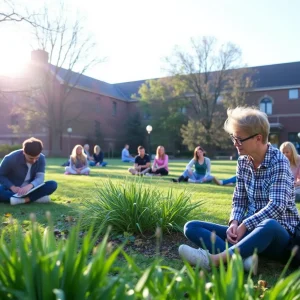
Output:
[289,89,298,100]
[178,106,187,114]
[112,101,117,116]
[95,101,101,113]
[259,98,272,115]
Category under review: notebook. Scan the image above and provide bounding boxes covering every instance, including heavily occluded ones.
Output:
[13,182,45,198]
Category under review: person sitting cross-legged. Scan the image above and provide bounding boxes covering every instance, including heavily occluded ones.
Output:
[65,145,90,175]
[145,145,169,176]
[128,145,151,175]
[178,106,300,274]
[0,137,58,205]
[171,146,214,183]
[83,144,95,166]
[93,145,107,167]
[122,144,135,163]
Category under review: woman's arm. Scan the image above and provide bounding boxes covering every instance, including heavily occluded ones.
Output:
[186,159,195,171]
[204,157,211,176]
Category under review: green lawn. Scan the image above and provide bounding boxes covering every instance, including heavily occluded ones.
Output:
[0,158,299,285]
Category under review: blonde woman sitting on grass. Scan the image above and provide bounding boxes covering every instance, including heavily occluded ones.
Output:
[65,145,90,175]
[93,145,108,167]
[145,146,169,176]
[280,141,300,201]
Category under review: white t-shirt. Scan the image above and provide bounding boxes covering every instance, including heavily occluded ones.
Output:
[21,163,32,187]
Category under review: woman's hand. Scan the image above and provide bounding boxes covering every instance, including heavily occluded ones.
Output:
[236,223,247,242]
[152,167,157,172]
[226,221,238,244]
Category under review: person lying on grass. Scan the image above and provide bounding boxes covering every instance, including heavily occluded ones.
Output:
[171,146,214,183]
[0,137,57,205]
[178,106,300,274]
[65,145,90,175]
[145,146,169,176]
[128,145,151,176]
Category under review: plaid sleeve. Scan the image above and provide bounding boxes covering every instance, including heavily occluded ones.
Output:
[229,160,248,224]
[243,159,292,231]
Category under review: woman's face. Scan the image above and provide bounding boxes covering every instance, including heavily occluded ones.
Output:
[196,148,203,157]
[159,147,164,156]
[76,147,82,155]
[282,147,292,161]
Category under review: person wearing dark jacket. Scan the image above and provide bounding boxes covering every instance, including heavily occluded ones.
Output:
[93,145,107,167]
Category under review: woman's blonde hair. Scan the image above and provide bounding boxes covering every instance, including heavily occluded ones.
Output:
[94,145,100,154]
[279,141,298,167]
[70,145,87,164]
[224,106,270,144]
[156,146,165,159]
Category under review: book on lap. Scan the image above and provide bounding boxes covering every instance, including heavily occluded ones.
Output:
[13,182,45,198]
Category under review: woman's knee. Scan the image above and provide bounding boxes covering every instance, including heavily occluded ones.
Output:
[184,221,204,237]
[259,219,279,229]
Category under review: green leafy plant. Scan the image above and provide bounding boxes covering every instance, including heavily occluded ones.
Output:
[79,178,201,235]
[0,216,300,299]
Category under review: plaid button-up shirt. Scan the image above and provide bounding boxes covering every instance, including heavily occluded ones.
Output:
[229,144,300,235]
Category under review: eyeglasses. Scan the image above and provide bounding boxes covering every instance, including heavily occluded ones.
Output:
[230,133,259,146]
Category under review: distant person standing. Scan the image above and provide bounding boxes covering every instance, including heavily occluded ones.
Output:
[122,144,135,163]
[128,146,151,175]
[0,137,57,205]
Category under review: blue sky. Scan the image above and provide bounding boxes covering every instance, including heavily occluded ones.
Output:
[1,0,299,83]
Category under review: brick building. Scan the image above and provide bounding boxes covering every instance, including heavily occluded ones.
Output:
[0,50,300,156]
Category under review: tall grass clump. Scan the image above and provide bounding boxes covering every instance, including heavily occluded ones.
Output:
[1,217,300,299]
[79,178,201,234]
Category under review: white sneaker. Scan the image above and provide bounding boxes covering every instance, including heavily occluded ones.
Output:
[145,173,153,176]
[188,179,196,183]
[243,255,258,275]
[35,196,51,203]
[10,197,26,205]
[178,244,211,270]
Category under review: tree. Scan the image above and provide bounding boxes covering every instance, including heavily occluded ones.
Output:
[1,0,41,26]
[134,78,188,154]
[165,36,253,150]
[125,113,145,153]
[12,4,102,155]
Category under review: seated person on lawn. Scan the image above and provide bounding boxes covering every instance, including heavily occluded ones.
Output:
[128,146,151,175]
[0,137,58,205]
[65,145,90,175]
[83,144,95,166]
[93,145,107,167]
[178,106,300,274]
[122,144,135,163]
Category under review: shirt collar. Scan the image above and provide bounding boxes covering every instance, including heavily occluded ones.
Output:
[246,143,272,169]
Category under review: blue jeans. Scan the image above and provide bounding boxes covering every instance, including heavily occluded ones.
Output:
[184,219,291,259]
[122,158,135,163]
[182,170,214,183]
[90,161,107,166]
[0,180,58,203]
[222,176,236,185]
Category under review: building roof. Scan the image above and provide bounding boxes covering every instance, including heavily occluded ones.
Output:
[52,65,130,101]
[54,61,300,102]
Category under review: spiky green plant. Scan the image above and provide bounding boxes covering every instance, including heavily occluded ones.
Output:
[79,178,201,234]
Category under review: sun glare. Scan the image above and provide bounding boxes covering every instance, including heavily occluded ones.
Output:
[0,30,30,77]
